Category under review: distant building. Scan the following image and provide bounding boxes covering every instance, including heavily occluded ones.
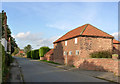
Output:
[16,49,25,56]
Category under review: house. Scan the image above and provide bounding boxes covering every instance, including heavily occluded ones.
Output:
[44,49,54,61]
[0,10,8,52]
[113,39,120,55]
[16,49,25,56]
[53,24,114,65]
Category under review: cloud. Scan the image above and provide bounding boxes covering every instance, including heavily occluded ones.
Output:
[15,32,43,41]
[111,32,118,40]
[13,32,60,49]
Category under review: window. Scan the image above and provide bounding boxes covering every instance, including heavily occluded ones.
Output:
[69,51,72,55]
[75,38,77,44]
[76,50,79,55]
[65,41,67,46]
[64,51,67,55]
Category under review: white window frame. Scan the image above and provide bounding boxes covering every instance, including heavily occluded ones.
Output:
[75,38,77,44]
[64,51,67,55]
[65,41,67,46]
[69,51,72,55]
[76,50,79,55]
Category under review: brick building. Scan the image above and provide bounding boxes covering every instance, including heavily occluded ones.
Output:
[113,39,120,55]
[16,49,25,56]
[44,49,54,61]
[53,24,114,65]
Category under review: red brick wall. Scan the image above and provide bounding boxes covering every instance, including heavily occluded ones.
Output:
[113,44,120,55]
[44,54,54,61]
[53,36,113,64]
[73,58,120,76]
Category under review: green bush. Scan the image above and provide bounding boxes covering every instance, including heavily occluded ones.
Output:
[34,49,39,59]
[1,43,6,78]
[90,50,112,58]
[31,50,34,59]
[30,49,39,59]
[27,51,31,58]
[39,47,50,57]
[0,43,13,82]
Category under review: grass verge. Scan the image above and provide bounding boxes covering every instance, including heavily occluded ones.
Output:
[40,60,61,65]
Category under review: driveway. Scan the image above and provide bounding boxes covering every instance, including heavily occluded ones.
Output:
[15,57,112,82]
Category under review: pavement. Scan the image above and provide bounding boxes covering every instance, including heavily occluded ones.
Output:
[10,56,118,83]
[7,58,24,83]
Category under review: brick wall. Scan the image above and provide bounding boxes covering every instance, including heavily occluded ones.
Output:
[53,36,113,64]
[73,58,120,76]
[113,44,120,55]
[44,54,54,61]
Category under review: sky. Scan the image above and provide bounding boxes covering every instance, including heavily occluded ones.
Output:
[1,2,118,49]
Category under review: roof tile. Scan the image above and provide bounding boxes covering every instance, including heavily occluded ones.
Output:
[54,24,114,43]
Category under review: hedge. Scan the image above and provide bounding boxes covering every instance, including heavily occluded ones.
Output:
[27,49,39,59]
[33,49,39,59]
[39,47,50,57]
[90,50,112,58]
[0,43,13,82]
[1,43,5,80]
[27,51,31,58]
[31,50,34,59]
[26,47,50,59]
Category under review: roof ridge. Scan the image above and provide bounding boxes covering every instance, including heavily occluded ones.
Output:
[80,24,88,35]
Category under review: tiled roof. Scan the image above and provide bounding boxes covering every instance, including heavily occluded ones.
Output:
[53,24,114,43]
[113,39,120,44]
[45,49,54,55]
[20,50,24,53]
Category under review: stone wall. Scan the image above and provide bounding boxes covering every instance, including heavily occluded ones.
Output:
[73,58,120,76]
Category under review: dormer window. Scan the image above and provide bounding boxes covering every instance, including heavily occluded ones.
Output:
[65,41,67,46]
[75,38,77,44]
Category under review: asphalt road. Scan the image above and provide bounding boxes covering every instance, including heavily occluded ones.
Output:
[15,57,111,82]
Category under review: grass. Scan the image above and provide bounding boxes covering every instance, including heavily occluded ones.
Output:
[40,60,61,65]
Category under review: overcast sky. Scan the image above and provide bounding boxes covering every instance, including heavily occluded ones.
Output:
[2,2,118,49]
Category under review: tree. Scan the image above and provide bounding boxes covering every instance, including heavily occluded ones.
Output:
[24,44,32,54]
[13,47,19,56]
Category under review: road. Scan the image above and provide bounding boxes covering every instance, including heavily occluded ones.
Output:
[15,57,111,82]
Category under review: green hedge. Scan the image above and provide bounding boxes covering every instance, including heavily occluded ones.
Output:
[27,49,39,59]
[27,51,31,58]
[1,43,6,79]
[39,47,50,57]
[31,50,34,59]
[0,43,13,82]
[34,49,39,59]
[90,50,112,58]
[27,47,50,59]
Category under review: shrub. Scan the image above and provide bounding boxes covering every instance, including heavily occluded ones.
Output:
[0,43,6,79]
[39,47,50,57]
[34,49,39,59]
[31,49,39,59]
[27,51,31,58]
[0,43,13,82]
[31,50,34,59]
[90,50,112,58]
